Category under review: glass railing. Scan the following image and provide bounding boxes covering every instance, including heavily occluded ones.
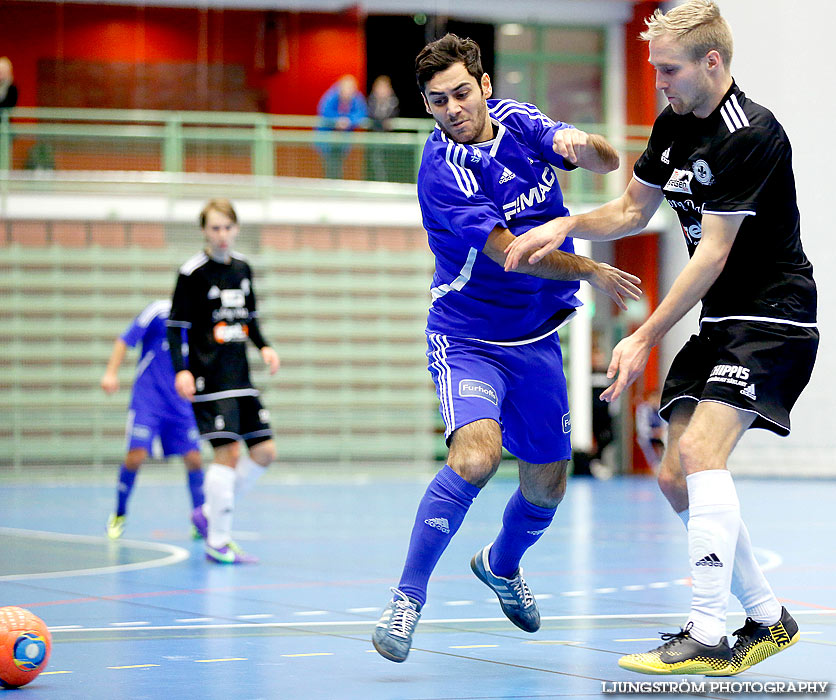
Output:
[0,108,651,202]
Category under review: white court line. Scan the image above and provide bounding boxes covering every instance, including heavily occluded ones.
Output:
[0,527,189,581]
[47,609,836,634]
[111,621,150,627]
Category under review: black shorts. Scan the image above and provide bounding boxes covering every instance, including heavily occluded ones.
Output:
[192,395,273,448]
[660,320,818,436]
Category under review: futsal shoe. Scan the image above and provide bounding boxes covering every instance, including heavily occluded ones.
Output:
[618,623,732,675]
[470,544,540,632]
[705,607,799,676]
[204,541,258,564]
[190,506,208,540]
[106,513,126,540]
[372,588,422,663]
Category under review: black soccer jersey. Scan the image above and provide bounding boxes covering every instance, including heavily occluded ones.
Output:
[634,82,816,325]
[167,251,269,401]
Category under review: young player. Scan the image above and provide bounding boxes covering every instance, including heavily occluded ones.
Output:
[505,0,817,676]
[371,33,641,663]
[101,300,206,540]
[167,198,280,565]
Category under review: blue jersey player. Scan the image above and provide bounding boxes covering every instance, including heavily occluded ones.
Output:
[372,34,641,663]
[101,300,206,540]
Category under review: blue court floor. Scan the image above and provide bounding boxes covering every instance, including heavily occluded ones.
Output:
[1,468,834,699]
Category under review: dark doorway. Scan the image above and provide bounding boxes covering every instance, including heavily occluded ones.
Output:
[365,15,495,118]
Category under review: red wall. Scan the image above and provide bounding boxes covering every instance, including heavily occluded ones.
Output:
[622,2,662,474]
[624,1,661,128]
[0,2,365,114]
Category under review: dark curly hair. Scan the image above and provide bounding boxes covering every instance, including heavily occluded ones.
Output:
[415,34,485,92]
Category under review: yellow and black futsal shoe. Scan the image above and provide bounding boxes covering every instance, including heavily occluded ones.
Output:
[618,623,732,675]
[705,607,799,676]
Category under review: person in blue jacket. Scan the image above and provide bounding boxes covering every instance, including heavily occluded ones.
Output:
[316,75,367,179]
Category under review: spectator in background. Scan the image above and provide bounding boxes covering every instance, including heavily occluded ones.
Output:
[367,75,399,182]
[316,75,367,179]
[0,57,17,110]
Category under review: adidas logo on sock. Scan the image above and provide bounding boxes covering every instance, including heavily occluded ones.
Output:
[498,167,516,184]
[695,552,723,567]
[424,517,450,533]
[526,528,547,536]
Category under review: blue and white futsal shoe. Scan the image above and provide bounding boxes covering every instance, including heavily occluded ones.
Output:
[471,543,541,633]
[372,588,422,663]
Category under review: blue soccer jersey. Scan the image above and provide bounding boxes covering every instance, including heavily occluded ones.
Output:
[121,300,193,420]
[419,98,583,341]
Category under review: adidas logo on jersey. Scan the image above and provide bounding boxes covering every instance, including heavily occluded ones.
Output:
[661,146,671,165]
[741,383,757,400]
[424,517,450,534]
[498,167,516,184]
[695,553,723,567]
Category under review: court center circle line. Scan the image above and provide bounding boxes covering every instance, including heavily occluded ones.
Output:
[0,527,190,581]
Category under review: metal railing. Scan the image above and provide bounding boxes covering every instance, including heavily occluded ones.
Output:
[0,107,651,202]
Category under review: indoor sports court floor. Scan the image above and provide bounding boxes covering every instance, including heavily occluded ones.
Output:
[1,468,834,699]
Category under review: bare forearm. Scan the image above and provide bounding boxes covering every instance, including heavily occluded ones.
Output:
[582,133,620,174]
[514,248,598,282]
[635,246,727,346]
[104,339,128,374]
[563,196,650,242]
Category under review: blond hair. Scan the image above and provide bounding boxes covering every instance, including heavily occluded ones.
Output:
[199,198,238,228]
[640,0,733,67]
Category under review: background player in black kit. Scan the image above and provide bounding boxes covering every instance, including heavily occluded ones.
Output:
[505,0,817,677]
[168,198,280,564]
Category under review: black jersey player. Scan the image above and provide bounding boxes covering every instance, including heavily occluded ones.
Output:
[168,198,280,564]
[505,0,817,677]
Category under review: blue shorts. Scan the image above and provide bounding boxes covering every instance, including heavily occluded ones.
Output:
[426,331,571,464]
[125,402,201,457]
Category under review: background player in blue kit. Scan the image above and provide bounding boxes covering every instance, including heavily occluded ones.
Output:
[505,0,817,677]
[372,34,642,663]
[101,300,206,540]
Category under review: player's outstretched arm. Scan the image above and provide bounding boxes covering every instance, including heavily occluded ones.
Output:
[504,178,664,270]
[553,129,619,174]
[600,212,745,403]
[483,226,642,311]
[101,338,128,394]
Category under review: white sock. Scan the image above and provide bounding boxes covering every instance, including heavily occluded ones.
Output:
[205,463,236,549]
[730,520,781,625]
[676,511,780,626]
[686,470,740,646]
[235,454,267,497]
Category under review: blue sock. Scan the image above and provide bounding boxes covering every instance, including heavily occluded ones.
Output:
[188,469,205,509]
[397,465,480,607]
[489,487,557,578]
[115,465,137,517]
